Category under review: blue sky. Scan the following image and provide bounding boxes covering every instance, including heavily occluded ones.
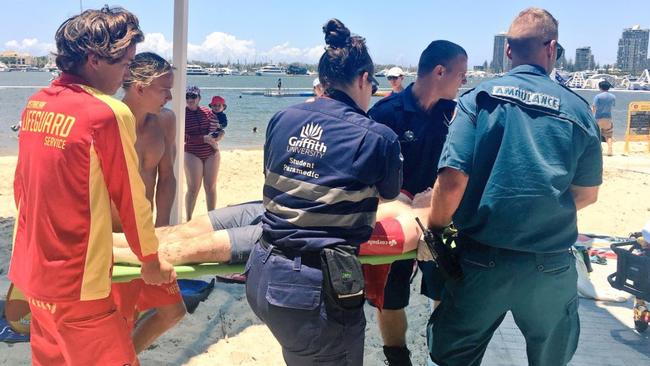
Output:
[1,0,648,67]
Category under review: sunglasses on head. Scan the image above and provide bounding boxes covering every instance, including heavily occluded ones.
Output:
[543,40,564,61]
[186,93,198,99]
[357,69,379,95]
[368,75,379,95]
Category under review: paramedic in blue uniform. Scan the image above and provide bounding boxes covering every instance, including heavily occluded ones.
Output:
[367,40,468,366]
[425,8,602,366]
[245,19,402,365]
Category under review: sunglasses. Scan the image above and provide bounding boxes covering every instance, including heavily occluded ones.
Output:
[357,69,379,95]
[368,75,379,95]
[387,76,401,81]
[543,40,564,61]
[186,93,198,99]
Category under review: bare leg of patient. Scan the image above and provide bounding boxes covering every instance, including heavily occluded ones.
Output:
[113,214,216,249]
[115,192,433,265]
[113,222,232,265]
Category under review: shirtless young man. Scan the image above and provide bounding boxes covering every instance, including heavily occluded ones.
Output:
[112,52,186,354]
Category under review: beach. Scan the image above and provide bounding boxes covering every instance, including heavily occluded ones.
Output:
[1,142,650,365]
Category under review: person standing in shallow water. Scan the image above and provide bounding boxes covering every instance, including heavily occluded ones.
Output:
[246,18,402,365]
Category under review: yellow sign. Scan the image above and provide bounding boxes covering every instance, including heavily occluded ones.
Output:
[624,101,650,153]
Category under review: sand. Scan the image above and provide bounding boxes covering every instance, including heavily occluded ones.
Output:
[1,142,649,365]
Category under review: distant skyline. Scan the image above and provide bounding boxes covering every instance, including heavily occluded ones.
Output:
[1,0,648,67]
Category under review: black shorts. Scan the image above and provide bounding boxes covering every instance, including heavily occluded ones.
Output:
[374,259,445,309]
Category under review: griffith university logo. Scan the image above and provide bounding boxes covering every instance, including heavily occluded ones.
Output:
[300,122,323,140]
[287,122,327,158]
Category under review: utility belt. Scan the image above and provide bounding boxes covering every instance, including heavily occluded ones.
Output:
[259,234,365,310]
[259,236,322,269]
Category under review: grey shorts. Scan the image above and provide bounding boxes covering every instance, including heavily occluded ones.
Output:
[207,201,264,264]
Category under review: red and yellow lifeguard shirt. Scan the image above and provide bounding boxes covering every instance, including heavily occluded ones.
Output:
[10,73,159,302]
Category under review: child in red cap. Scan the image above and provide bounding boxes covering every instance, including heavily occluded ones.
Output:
[208,95,228,130]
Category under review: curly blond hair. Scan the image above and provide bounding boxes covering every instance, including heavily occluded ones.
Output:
[123,52,173,89]
[54,6,144,72]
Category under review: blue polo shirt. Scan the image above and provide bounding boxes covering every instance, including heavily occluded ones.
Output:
[593,92,616,119]
[262,90,403,252]
[439,64,603,253]
[369,83,456,195]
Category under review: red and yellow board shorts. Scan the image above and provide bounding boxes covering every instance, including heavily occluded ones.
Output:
[28,293,137,366]
[112,279,182,331]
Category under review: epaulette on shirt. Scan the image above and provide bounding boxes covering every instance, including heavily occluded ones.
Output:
[557,83,590,107]
[371,91,402,112]
[459,88,476,98]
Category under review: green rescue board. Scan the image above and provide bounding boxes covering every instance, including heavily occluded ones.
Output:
[112,251,417,282]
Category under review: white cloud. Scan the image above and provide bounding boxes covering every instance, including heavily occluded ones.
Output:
[3,32,323,64]
[139,32,322,64]
[304,45,326,62]
[137,33,173,59]
[4,38,55,56]
[188,32,257,63]
[261,42,324,63]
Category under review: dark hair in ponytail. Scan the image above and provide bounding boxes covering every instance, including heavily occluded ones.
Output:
[318,19,374,91]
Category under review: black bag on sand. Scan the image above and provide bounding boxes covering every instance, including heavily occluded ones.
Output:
[320,246,365,310]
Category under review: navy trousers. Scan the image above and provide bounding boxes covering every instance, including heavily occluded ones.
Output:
[245,242,366,365]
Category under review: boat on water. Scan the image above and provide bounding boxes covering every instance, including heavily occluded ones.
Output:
[582,73,627,90]
[187,64,209,76]
[374,68,389,77]
[264,90,314,97]
[466,70,491,79]
[628,69,650,91]
[223,67,241,76]
[565,71,591,88]
[255,64,286,76]
[19,66,43,72]
[207,67,242,76]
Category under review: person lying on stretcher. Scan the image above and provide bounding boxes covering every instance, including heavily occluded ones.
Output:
[113,190,432,265]
[114,189,627,305]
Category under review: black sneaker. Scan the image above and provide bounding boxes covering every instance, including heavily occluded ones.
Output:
[383,345,412,366]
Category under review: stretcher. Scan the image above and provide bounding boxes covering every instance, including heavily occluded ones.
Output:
[112,251,417,283]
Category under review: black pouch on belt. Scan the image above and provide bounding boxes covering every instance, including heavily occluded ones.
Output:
[320,245,365,310]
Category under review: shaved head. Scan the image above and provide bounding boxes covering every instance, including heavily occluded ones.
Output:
[507,8,558,59]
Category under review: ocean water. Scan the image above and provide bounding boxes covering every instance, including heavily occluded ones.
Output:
[1,72,648,156]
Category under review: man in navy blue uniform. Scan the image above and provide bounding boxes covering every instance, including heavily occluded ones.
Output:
[426,8,602,366]
[246,19,402,365]
[368,40,468,365]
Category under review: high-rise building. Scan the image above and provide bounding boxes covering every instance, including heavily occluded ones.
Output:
[617,25,649,74]
[491,32,510,73]
[575,47,594,71]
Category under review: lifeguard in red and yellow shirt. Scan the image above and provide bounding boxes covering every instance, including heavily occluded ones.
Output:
[9,6,176,366]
